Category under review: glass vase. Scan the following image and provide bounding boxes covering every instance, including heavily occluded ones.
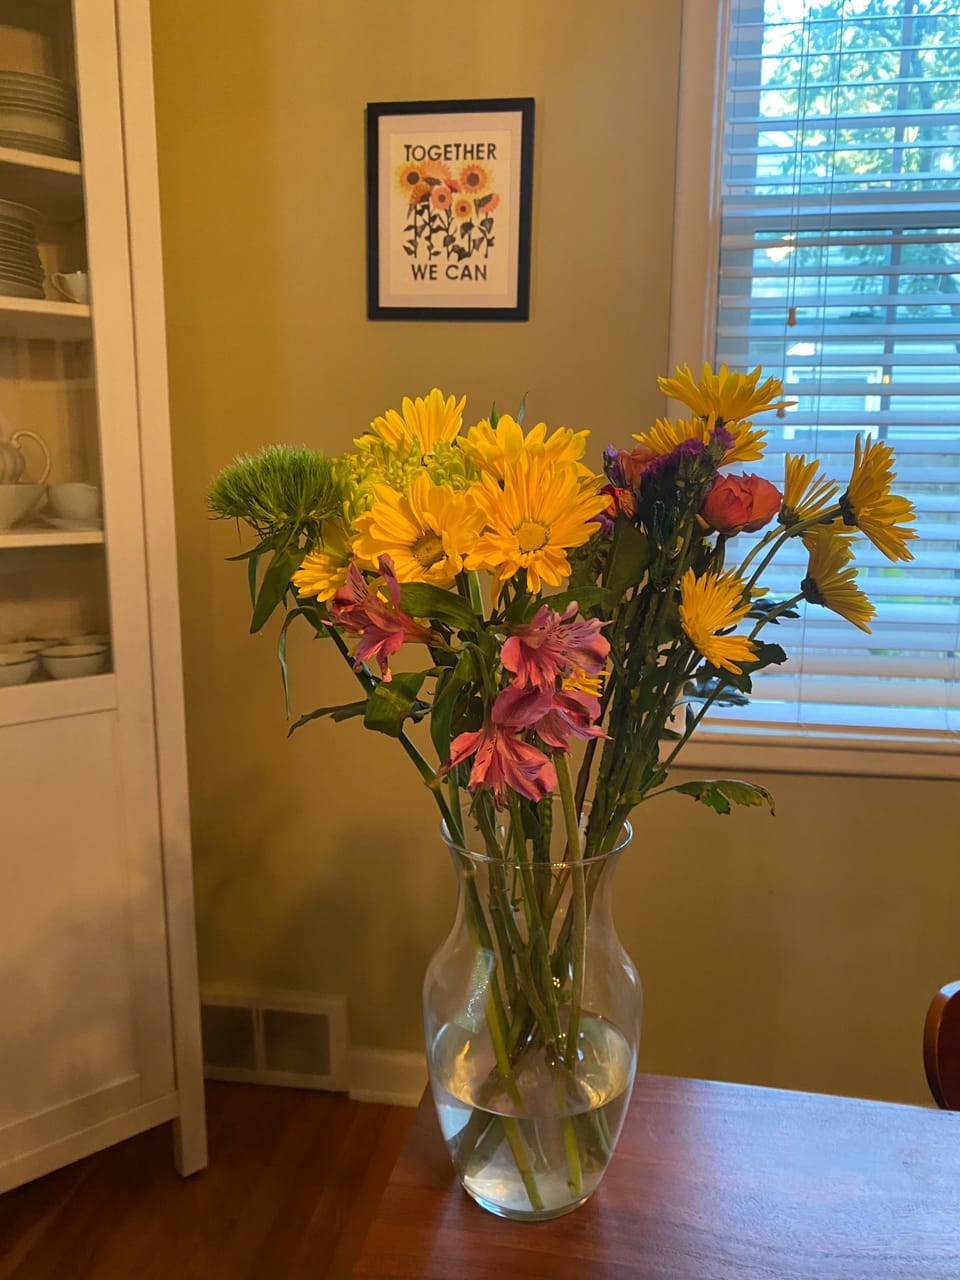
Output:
[422,818,640,1221]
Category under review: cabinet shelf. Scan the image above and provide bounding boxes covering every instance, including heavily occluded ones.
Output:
[0,671,117,728]
[0,145,83,222]
[0,296,91,340]
[0,526,104,549]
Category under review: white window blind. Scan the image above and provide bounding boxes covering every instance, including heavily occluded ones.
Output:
[704,0,960,752]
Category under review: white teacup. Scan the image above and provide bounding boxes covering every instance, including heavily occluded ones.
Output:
[51,271,90,304]
[47,482,100,522]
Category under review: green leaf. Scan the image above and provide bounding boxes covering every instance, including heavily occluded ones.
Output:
[707,642,787,695]
[277,605,325,715]
[225,543,271,562]
[250,544,304,633]
[398,582,480,632]
[603,518,650,601]
[364,670,431,738]
[746,642,787,672]
[247,552,260,609]
[543,586,610,616]
[671,778,776,817]
[287,700,367,736]
[430,648,476,762]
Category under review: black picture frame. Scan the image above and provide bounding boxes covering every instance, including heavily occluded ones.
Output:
[365,97,534,322]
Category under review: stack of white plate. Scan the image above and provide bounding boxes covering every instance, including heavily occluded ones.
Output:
[0,197,44,299]
[0,70,79,160]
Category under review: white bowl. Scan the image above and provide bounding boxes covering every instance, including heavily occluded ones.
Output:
[47,482,100,522]
[39,643,109,679]
[0,639,46,656]
[0,652,38,685]
[0,483,44,529]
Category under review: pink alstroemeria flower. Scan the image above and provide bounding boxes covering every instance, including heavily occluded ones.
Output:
[328,555,433,681]
[501,602,609,691]
[444,722,556,807]
[492,684,607,751]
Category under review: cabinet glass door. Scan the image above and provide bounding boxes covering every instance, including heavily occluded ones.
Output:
[0,0,110,690]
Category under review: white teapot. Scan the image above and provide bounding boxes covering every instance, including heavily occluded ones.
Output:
[0,419,51,484]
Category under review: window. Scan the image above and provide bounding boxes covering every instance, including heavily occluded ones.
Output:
[671,0,959,777]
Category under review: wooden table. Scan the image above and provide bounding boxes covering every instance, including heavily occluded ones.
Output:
[352,1073,960,1279]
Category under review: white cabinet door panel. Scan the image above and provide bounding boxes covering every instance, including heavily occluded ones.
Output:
[0,709,174,1155]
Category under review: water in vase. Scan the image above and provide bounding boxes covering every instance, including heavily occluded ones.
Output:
[430,1013,635,1220]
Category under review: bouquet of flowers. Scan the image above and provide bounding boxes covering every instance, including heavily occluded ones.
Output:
[208,365,914,1219]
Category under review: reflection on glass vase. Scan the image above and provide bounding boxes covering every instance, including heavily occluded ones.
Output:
[422,818,640,1222]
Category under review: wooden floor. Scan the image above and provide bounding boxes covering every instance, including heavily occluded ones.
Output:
[0,1082,412,1280]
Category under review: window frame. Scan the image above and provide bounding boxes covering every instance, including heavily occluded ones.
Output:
[669,0,959,781]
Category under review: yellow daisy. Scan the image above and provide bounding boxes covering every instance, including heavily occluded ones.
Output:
[659,362,794,423]
[632,414,766,466]
[800,526,875,634]
[459,414,590,481]
[351,471,484,587]
[678,569,758,674]
[839,434,916,562]
[361,389,466,457]
[292,519,353,603]
[465,454,607,595]
[779,453,839,526]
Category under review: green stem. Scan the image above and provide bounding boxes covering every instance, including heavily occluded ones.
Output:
[556,755,587,1068]
[748,592,804,640]
[466,569,485,616]
[325,621,460,836]
[509,793,563,1049]
[509,789,584,1198]
[744,504,842,595]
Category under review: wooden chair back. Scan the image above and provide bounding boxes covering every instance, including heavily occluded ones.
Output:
[923,981,960,1110]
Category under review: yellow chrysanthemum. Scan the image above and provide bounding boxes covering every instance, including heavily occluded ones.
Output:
[459,415,590,480]
[361,389,466,456]
[779,453,840,527]
[292,519,353,603]
[465,454,607,595]
[800,526,875,634]
[839,434,917,563]
[351,471,484,587]
[632,414,766,465]
[678,569,758,675]
[659,362,794,423]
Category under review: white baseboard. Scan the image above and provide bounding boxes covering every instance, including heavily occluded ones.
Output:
[347,1047,426,1107]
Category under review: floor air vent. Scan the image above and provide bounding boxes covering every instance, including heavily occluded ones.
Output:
[200,986,348,1091]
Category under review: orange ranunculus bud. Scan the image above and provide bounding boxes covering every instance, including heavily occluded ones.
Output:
[618,443,657,489]
[700,472,782,533]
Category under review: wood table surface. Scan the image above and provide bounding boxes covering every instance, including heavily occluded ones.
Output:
[352,1073,960,1279]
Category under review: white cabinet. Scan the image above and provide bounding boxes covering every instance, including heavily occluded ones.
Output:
[0,0,206,1191]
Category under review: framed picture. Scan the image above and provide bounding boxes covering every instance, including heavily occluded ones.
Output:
[366,97,534,321]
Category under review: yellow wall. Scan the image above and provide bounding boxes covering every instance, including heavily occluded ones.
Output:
[151,0,960,1106]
